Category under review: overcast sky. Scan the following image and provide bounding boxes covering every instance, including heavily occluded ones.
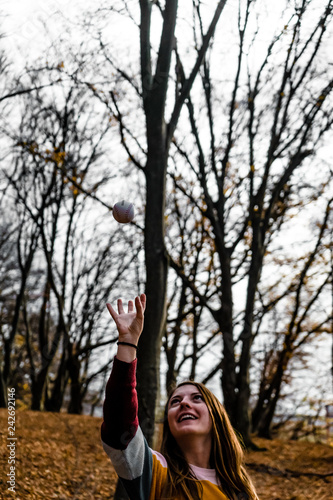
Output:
[2,0,86,61]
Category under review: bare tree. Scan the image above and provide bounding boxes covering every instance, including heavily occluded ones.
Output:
[74,0,332,450]
[251,198,333,437]
[164,0,333,445]
[88,0,230,446]
[0,66,142,411]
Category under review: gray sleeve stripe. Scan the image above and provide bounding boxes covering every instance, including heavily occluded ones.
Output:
[102,426,146,480]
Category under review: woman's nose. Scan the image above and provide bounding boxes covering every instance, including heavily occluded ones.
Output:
[180,399,191,408]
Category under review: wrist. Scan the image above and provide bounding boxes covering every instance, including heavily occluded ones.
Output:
[118,334,139,345]
[117,341,138,350]
[116,341,138,363]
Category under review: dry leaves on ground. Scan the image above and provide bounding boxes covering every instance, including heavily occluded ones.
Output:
[0,409,332,499]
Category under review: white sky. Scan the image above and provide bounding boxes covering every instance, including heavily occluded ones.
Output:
[2,0,87,60]
[1,0,283,64]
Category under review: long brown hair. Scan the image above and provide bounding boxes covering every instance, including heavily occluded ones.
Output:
[160,381,259,500]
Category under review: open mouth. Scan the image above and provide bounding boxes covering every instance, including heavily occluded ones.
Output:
[178,414,198,423]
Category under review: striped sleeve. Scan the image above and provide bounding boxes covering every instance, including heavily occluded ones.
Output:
[102,428,153,500]
[101,356,139,449]
[101,357,154,500]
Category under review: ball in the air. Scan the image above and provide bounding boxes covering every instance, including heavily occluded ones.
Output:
[113,200,135,223]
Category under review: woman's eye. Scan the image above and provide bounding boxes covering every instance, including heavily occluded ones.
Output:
[170,398,180,406]
[194,394,203,401]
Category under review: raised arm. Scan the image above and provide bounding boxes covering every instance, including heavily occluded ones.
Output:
[101,294,146,449]
[102,294,167,500]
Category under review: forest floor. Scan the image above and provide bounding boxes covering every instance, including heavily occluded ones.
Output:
[0,409,332,499]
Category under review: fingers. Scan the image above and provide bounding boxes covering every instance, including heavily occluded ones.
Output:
[117,299,125,315]
[107,294,146,318]
[107,299,134,315]
[140,293,146,312]
[128,300,134,313]
[135,293,146,317]
[106,303,118,321]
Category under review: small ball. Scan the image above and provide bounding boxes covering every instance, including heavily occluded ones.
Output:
[113,200,135,223]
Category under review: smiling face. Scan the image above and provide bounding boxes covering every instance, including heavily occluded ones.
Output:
[167,384,213,442]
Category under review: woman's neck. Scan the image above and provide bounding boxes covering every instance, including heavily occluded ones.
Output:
[178,435,212,469]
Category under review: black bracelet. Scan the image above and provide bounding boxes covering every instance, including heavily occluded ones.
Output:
[117,341,138,350]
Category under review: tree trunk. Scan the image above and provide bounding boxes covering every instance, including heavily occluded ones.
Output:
[234,212,264,447]
[136,0,177,446]
[67,353,83,414]
[0,250,35,408]
[252,352,287,438]
[0,370,7,407]
[216,251,237,423]
[31,368,49,411]
[44,350,69,412]
[137,147,169,445]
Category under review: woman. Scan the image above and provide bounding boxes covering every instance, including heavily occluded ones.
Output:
[101,294,259,500]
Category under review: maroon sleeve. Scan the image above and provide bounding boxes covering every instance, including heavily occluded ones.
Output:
[101,357,139,450]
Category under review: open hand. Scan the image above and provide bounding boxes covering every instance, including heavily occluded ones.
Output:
[106,294,146,344]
